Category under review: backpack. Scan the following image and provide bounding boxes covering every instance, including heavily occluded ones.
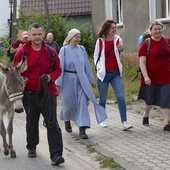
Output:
[131,34,170,82]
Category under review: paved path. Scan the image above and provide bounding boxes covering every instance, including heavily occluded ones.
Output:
[58,99,170,170]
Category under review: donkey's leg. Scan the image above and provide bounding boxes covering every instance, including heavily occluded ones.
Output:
[7,112,16,158]
[0,112,9,156]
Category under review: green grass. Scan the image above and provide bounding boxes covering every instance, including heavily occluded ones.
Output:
[86,144,125,169]
[0,51,9,64]
[97,156,125,170]
[86,144,97,153]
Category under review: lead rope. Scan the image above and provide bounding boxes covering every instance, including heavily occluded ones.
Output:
[27,78,56,128]
[40,79,56,128]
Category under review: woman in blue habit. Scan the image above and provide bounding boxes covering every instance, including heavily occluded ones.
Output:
[56,29,107,139]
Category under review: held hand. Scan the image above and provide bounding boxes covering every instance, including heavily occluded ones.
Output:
[117,44,124,52]
[47,74,51,82]
[144,76,151,85]
[18,44,23,48]
[22,76,28,87]
[91,83,96,88]
[40,74,51,83]
[56,86,60,95]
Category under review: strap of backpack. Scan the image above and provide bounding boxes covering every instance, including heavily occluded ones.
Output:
[116,38,119,46]
[95,38,103,72]
[146,38,150,55]
[22,50,26,57]
[132,38,149,82]
[164,37,170,47]
[46,44,55,72]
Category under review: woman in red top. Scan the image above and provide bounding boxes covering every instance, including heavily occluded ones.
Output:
[138,21,170,131]
[93,20,133,130]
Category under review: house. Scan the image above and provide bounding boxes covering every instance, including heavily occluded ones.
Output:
[91,0,170,53]
[20,0,92,28]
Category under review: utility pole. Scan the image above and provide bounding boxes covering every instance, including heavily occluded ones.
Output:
[12,0,17,42]
[9,0,14,45]
[43,0,51,24]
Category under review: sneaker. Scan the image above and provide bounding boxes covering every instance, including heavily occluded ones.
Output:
[51,155,65,165]
[122,121,133,131]
[28,149,36,158]
[100,121,107,127]
[163,124,170,131]
[143,117,149,125]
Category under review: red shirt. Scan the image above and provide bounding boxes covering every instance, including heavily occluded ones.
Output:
[12,40,25,48]
[138,37,170,85]
[25,48,42,90]
[105,40,119,71]
[13,41,62,96]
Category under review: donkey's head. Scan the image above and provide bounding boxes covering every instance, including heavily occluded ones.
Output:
[0,57,27,113]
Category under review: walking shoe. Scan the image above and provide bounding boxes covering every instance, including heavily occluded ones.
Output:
[65,121,72,133]
[163,124,170,131]
[28,149,36,158]
[51,155,65,165]
[143,117,149,125]
[100,121,107,127]
[79,127,88,139]
[122,121,133,131]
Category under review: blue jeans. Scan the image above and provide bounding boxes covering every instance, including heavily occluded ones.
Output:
[97,71,127,122]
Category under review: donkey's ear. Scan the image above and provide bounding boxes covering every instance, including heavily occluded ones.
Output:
[0,63,10,74]
[15,56,27,73]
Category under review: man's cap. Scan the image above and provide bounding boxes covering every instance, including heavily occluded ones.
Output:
[22,31,29,38]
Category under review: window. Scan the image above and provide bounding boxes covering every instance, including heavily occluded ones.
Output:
[105,0,123,25]
[149,0,170,21]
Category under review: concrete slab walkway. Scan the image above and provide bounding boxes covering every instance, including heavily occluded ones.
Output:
[58,99,170,170]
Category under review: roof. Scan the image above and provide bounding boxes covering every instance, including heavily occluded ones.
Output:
[20,0,92,16]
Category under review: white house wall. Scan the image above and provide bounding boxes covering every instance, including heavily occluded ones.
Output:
[91,0,170,53]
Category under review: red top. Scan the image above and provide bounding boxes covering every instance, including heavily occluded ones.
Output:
[105,40,119,71]
[12,40,25,48]
[138,37,170,85]
[13,41,62,96]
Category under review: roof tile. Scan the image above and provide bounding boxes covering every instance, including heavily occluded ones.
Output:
[20,0,91,16]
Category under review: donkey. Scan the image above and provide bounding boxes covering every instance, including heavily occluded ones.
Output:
[0,57,27,158]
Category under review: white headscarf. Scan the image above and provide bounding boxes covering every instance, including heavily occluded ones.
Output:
[63,28,81,46]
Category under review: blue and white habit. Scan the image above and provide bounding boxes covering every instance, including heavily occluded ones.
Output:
[56,44,107,128]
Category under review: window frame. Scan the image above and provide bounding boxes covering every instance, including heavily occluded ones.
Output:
[149,0,170,22]
[105,0,123,26]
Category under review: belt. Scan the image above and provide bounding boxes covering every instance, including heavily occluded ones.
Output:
[106,70,116,72]
[64,70,77,74]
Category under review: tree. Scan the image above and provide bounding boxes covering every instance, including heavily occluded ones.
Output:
[17,10,95,57]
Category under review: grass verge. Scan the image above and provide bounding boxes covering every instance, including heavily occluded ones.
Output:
[86,144,125,170]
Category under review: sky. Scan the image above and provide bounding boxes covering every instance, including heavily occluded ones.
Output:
[0,0,20,37]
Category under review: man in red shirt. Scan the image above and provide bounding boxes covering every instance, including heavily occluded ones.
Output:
[13,23,64,166]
